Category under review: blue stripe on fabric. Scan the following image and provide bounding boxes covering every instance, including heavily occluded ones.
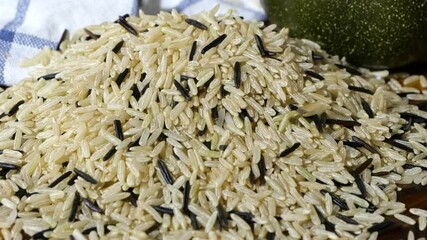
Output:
[3,0,30,31]
[13,32,56,49]
[0,0,31,84]
[131,0,138,16]
[175,0,196,11]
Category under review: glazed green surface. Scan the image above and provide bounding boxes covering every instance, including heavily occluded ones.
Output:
[265,0,427,69]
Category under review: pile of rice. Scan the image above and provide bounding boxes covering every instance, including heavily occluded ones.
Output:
[1,7,427,240]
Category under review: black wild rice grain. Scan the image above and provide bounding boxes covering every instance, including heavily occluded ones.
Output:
[15,186,31,198]
[336,64,362,76]
[258,155,266,185]
[400,112,427,123]
[131,84,141,101]
[173,80,191,101]
[84,28,100,40]
[119,14,130,20]
[397,91,417,97]
[33,228,54,240]
[254,34,266,56]
[145,222,161,234]
[219,145,227,151]
[112,40,124,54]
[113,120,124,141]
[172,100,178,108]
[0,84,9,89]
[372,171,391,177]
[368,220,394,232]
[127,188,139,207]
[336,214,359,225]
[140,82,150,95]
[115,68,129,87]
[201,34,227,54]
[212,106,219,119]
[190,211,200,230]
[234,62,241,88]
[217,204,228,230]
[67,175,78,185]
[343,141,364,148]
[157,160,174,185]
[56,29,69,51]
[352,136,379,154]
[312,52,323,61]
[320,189,349,210]
[185,18,208,30]
[220,85,228,97]
[0,162,20,170]
[289,104,298,111]
[82,227,97,235]
[308,114,326,133]
[48,171,72,188]
[366,199,378,213]
[354,158,373,174]
[197,126,207,136]
[325,220,336,232]
[152,205,174,215]
[8,100,25,116]
[183,181,191,215]
[158,132,167,142]
[267,232,275,240]
[353,173,367,198]
[189,41,197,61]
[384,138,413,152]
[239,108,254,122]
[129,137,141,148]
[203,74,216,89]
[117,17,138,35]
[83,198,104,213]
[74,168,98,184]
[348,85,374,95]
[325,119,361,127]
[37,72,58,80]
[279,142,301,158]
[180,75,191,80]
[103,146,117,161]
[361,99,374,118]
[203,141,212,150]
[305,70,325,80]
[403,164,427,171]
[68,192,80,222]
[402,117,413,132]
[228,210,254,224]
[249,170,256,185]
[314,206,336,232]
[0,169,9,178]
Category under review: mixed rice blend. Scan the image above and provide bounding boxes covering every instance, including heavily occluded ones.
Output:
[1,7,427,240]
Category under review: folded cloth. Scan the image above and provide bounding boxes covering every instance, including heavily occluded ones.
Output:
[0,0,266,86]
[0,0,137,85]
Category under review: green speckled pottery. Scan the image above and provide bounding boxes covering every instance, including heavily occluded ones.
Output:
[265,0,427,69]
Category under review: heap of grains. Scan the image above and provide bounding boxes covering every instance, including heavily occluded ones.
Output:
[1,7,427,239]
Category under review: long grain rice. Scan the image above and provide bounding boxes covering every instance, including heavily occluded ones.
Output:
[0,7,426,240]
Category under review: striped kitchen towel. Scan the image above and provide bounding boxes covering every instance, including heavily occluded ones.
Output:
[0,0,266,86]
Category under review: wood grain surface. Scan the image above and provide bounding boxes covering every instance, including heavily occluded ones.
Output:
[378,185,427,239]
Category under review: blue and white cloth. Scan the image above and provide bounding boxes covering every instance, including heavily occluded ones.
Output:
[0,0,266,86]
